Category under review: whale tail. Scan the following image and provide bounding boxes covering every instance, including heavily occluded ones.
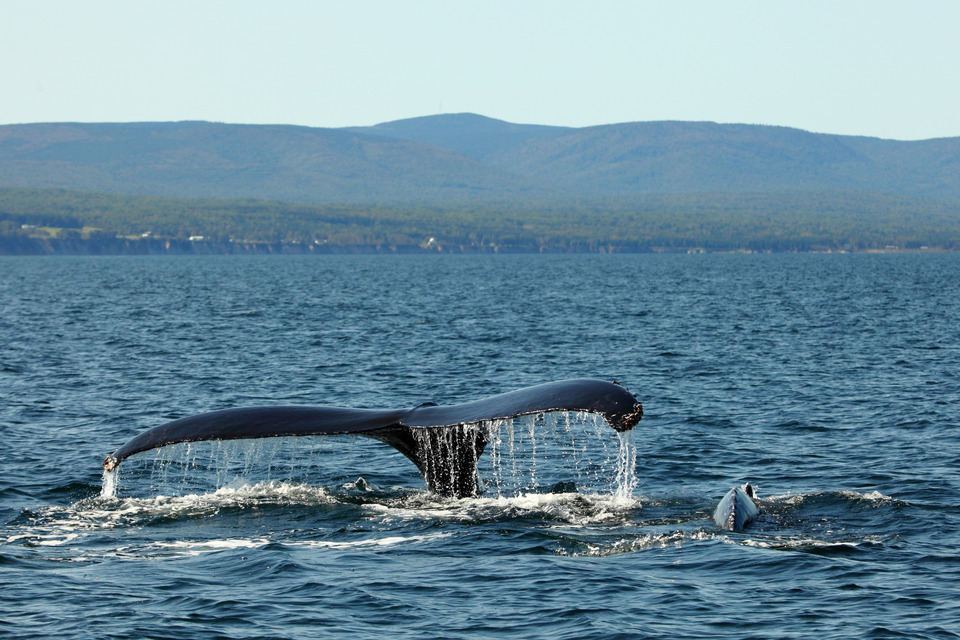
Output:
[713,483,760,531]
[102,379,642,499]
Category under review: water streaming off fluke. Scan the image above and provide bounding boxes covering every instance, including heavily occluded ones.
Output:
[100,468,117,499]
[101,412,638,501]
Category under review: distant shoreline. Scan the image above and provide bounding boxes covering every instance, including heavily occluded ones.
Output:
[1,236,952,256]
[4,187,959,256]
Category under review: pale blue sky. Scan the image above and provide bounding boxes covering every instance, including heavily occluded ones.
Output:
[3,0,958,140]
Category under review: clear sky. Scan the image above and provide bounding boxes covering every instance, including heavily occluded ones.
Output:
[3,0,958,140]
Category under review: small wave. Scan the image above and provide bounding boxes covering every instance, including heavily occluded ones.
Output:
[152,537,270,551]
[740,536,883,556]
[295,532,453,550]
[140,537,272,558]
[768,489,903,508]
[841,489,896,503]
[94,480,334,517]
[364,490,643,526]
[556,531,688,557]
[5,481,334,549]
[21,531,457,561]
[126,532,456,559]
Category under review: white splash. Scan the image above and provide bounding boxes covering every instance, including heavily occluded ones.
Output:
[613,430,638,503]
[365,490,640,525]
[100,468,117,499]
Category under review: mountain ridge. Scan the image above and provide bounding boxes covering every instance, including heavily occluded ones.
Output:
[1,114,958,204]
[0,119,544,204]
[353,114,960,199]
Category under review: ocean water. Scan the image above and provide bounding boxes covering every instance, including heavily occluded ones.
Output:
[1,253,958,639]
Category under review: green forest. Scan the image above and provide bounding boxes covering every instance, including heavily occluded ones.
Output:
[2,187,959,254]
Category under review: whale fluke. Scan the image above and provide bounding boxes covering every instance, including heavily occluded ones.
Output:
[713,483,760,531]
[102,378,642,498]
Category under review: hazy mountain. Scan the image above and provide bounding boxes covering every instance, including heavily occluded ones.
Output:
[354,115,960,199]
[0,121,542,204]
[1,114,958,204]
[348,112,573,161]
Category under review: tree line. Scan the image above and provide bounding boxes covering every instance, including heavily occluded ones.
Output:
[2,187,958,254]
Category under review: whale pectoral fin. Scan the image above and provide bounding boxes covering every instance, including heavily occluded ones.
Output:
[366,425,488,498]
[713,485,760,531]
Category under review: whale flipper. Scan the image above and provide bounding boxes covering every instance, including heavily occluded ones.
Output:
[713,483,760,531]
[102,379,642,498]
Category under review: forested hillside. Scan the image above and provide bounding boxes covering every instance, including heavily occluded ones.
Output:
[2,116,959,204]
[0,121,541,204]
[3,187,958,254]
[355,115,960,199]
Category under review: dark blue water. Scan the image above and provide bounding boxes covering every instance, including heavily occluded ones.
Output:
[2,254,959,639]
